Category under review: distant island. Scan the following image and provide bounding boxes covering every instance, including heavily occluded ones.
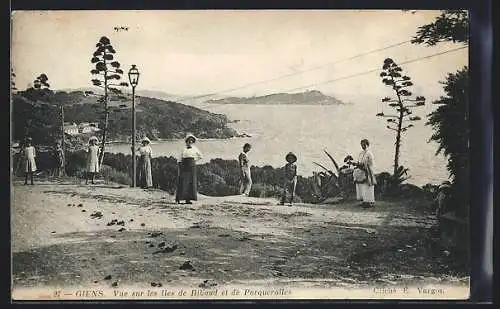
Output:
[12,88,239,146]
[205,90,346,105]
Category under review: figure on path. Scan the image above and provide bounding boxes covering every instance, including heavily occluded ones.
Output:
[280,152,298,206]
[175,134,203,204]
[52,141,65,177]
[85,136,101,185]
[238,143,252,196]
[23,137,37,185]
[352,139,377,208]
[137,137,153,189]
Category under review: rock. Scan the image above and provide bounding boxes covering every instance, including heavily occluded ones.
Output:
[158,242,166,248]
[104,275,112,280]
[148,243,154,248]
[81,210,86,212]
[141,223,145,227]
[180,251,185,256]
[77,204,83,207]
[111,281,118,287]
[198,279,217,288]
[67,204,72,207]
[151,282,163,287]
[153,244,178,254]
[149,232,162,237]
[130,219,134,222]
[118,228,126,232]
[94,280,98,283]
[117,221,125,226]
[179,261,194,270]
[107,222,116,226]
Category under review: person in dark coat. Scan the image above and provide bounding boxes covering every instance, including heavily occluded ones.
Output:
[175,134,203,204]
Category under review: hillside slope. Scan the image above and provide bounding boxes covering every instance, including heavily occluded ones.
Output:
[11,89,238,144]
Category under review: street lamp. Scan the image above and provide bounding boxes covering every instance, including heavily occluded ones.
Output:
[128,64,140,187]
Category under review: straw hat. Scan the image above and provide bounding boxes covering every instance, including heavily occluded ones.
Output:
[285,152,297,163]
[141,137,151,144]
[185,134,197,143]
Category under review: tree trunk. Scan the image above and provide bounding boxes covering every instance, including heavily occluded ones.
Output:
[99,53,108,166]
[393,78,404,176]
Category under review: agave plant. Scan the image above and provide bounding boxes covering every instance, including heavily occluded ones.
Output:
[311,149,355,203]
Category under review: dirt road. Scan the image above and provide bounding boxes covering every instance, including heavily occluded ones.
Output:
[11,178,468,298]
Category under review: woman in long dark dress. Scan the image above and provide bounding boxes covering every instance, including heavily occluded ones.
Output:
[175,134,203,204]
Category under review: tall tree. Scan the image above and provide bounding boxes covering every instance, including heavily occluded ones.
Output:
[411,10,469,217]
[90,36,128,165]
[377,58,426,175]
[411,10,468,46]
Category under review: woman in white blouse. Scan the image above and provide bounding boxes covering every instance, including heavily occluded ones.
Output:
[137,137,153,189]
[175,134,203,204]
[353,139,377,208]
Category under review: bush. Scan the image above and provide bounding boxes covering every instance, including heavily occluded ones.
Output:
[99,165,131,185]
[249,183,283,199]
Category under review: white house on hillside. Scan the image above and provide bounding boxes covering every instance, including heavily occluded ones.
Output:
[64,122,100,135]
[64,122,79,135]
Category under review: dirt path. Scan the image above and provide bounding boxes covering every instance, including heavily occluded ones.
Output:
[11,178,468,295]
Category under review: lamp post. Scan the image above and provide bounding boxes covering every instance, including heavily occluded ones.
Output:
[128,64,140,187]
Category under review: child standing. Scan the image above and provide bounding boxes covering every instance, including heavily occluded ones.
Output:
[23,137,37,185]
[280,152,298,206]
[238,143,252,196]
[86,136,101,185]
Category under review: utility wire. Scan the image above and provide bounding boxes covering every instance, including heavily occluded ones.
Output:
[205,45,467,106]
[176,39,412,104]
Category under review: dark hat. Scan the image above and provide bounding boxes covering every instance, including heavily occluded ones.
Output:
[285,152,297,163]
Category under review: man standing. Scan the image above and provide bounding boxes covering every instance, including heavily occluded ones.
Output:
[238,143,252,196]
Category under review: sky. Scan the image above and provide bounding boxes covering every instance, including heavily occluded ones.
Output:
[11,10,468,100]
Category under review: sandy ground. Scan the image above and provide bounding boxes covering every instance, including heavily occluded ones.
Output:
[11,177,469,299]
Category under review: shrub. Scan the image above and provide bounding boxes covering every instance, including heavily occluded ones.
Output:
[99,165,131,185]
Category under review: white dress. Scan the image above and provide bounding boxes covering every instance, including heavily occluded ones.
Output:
[355,148,376,203]
[24,146,37,172]
[86,145,101,173]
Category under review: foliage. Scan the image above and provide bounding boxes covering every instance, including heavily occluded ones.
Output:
[312,150,356,202]
[33,73,50,90]
[90,36,128,165]
[411,10,470,219]
[426,68,469,217]
[99,165,132,185]
[411,10,468,46]
[11,69,17,91]
[378,58,426,175]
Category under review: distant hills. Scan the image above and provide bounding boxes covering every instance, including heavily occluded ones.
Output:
[11,88,238,145]
[205,90,346,105]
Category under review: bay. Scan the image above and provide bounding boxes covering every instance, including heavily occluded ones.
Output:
[106,95,449,186]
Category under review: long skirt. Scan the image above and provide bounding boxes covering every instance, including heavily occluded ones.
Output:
[176,158,197,201]
[356,183,375,203]
[138,155,153,188]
